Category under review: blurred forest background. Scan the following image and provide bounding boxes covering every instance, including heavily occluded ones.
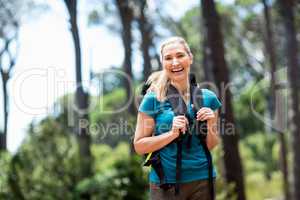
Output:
[1,0,300,199]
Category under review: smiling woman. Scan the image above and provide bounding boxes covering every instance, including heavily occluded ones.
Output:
[160,37,193,103]
[143,37,194,102]
[134,36,222,200]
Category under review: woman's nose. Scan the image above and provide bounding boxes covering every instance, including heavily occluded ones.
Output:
[171,58,179,66]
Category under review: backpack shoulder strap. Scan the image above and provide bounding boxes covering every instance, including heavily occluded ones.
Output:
[166,83,187,195]
[190,80,215,200]
[192,87,208,140]
[166,84,187,116]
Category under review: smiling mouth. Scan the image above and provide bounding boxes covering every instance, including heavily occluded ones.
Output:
[171,68,184,73]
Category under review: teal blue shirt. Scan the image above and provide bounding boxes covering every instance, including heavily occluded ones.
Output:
[138,89,222,183]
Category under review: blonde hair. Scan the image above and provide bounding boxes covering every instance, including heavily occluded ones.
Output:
[146,36,192,101]
[160,36,193,61]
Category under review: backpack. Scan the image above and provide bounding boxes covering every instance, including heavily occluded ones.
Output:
[141,74,215,199]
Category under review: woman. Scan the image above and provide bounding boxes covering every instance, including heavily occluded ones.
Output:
[134,36,221,200]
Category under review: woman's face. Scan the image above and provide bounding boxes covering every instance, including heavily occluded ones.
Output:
[162,42,192,83]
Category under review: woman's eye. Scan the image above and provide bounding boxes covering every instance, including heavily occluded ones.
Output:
[164,57,172,60]
[177,54,184,58]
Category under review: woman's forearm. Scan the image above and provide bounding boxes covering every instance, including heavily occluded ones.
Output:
[134,131,178,155]
[206,120,220,150]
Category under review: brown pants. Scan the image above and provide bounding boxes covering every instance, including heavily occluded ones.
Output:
[150,180,214,200]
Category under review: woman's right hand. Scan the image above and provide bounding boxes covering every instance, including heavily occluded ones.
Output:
[171,115,189,138]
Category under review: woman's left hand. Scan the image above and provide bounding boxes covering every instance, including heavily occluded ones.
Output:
[196,107,216,123]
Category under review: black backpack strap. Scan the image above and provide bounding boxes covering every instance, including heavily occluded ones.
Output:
[166,84,187,195]
[199,135,215,200]
[143,152,165,186]
[186,121,193,150]
[174,139,183,195]
[141,82,151,96]
[167,84,187,115]
[191,83,215,200]
[186,74,197,150]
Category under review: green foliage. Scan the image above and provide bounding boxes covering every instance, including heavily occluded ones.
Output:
[88,10,101,25]
[90,88,136,147]
[7,117,81,199]
[212,131,283,200]
[91,142,129,173]
[75,143,148,200]
[241,132,278,179]
[235,0,260,8]
[245,171,282,200]
[234,82,266,138]
[0,151,14,199]
[0,117,147,199]
[239,132,284,199]
[93,154,148,200]
[90,88,127,123]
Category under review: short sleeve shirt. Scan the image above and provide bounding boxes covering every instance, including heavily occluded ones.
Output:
[138,89,222,183]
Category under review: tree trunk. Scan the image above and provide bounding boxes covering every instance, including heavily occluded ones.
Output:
[115,0,136,114]
[262,0,290,199]
[63,1,92,198]
[200,9,214,84]
[137,0,153,81]
[155,53,162,70]
[201,0,246,199]
[0,132,5,151]
[202,31,214,84]
[0,70,8,151]
[0,1,20,152]
[278,1,300,200]
[0,35,18,151]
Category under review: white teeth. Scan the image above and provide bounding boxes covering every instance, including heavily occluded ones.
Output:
[171,68,183,72]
